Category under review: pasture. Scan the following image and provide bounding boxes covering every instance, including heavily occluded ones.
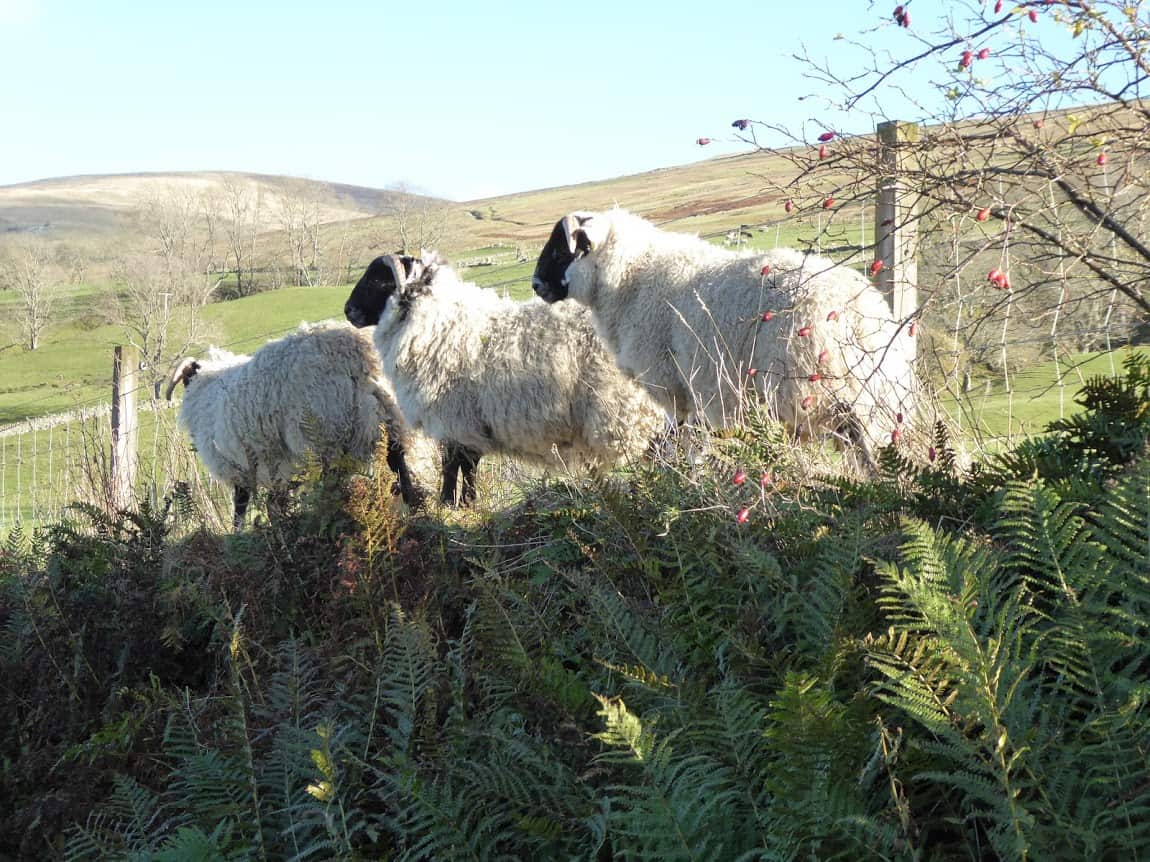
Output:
[1,141,1145,531]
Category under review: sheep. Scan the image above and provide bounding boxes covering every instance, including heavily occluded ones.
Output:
[531,208,915,466]
[342,252,668,506]
[165,320,434,526]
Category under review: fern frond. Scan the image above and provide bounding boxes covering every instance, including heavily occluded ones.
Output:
[593,694,757,860]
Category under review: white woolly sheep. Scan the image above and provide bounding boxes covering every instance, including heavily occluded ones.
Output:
[343,252,668,505]
[165,320,435,525]
[531,208,915,465]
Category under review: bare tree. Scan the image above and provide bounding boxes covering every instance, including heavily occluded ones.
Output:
[0,238,61,350]
[220,175,263,297]
[115,188,221,392]
[139,186,216,282]
[107,254,217,391]
[726,0,1150,387]
[383,181,451,254]
[277,180,323,286]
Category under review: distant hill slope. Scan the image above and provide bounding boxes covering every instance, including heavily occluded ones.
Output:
[315,150,803,261]
[0,171,446,237]
[458,151,791,241]
[0,151,805,256]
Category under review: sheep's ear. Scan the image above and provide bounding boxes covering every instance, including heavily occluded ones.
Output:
[560,214,584,255]
[380,254,413,287]
[561,213,599,256]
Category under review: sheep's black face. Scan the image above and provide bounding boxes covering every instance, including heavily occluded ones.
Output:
[532,218,578,303]
[345,256,400,327]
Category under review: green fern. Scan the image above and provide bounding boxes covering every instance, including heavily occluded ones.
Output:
[593,694,754,861]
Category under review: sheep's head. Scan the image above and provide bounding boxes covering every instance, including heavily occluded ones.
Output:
[344,253,425,327]
[532,212,600,303]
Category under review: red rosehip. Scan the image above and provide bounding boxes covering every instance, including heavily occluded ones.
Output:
[784,199,794,213]
[928,446,937,463]
[826,309,839,321]
[798,326,812,337]
[809,372,822,383]
[901,10,910,26]
[818,144,828,159]
[896,411,904,424]
[994,0,1003,11]
[733,468,747,486]
[696,137,713,146]
[818,349,830,364]
[1034,118,1045,129]
[891,428,902,444]
[960,50,973,69]
[818,131,835,142]
[1097,151,1108,166]
[760,470,772,487]
[1028,9,1039,22]
[736,507,750,524]
[747,367,758,377]
[761,310,774,322]
[988,267,1003,283]
[909,321,918,337]
[761,264,771,276]
[977,207,990,222]
[801,395,815,409]
[977,47,990,60]
[823,197,835,209]
[869,259,884,276]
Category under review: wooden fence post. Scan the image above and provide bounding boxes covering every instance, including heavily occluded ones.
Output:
[875,121,920,335]
[110,345,139,510]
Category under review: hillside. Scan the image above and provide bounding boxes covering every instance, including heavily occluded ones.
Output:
[453,151,794,245]
[0,171,447,237]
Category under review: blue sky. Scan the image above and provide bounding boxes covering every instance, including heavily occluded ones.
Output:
[1,1,918,201]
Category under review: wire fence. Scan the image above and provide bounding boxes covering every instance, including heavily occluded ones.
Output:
[0,396,234,533]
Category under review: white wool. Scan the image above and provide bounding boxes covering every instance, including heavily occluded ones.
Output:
[175,320,436,495]
[373,262,667,470]
[559,209,915,459]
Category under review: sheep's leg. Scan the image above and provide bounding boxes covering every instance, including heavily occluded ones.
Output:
[233,485,251,530]
[440,443,463,505]
[439,443,481,506]
[386,434,423,507]
[832,402,879,475]
[457,448,481,506]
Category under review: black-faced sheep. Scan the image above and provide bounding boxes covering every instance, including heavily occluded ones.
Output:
[343,253,668,505]
[165,320,431,525]
[531,208,915,466]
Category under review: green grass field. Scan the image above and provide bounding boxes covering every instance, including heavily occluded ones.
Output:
[946,346,1142,441]
[0,285,355,425]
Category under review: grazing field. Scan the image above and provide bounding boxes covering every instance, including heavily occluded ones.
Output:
[0,286,354,424]
[2,150,1144,530]
[952,345,1145,442]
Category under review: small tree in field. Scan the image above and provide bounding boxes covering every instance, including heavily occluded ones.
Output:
[0,238,60,351]
[113,188,220,392]
[107,255,217,394]
[219,175,263,297]
[382,181,452,254]
[727,0,1150,391]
